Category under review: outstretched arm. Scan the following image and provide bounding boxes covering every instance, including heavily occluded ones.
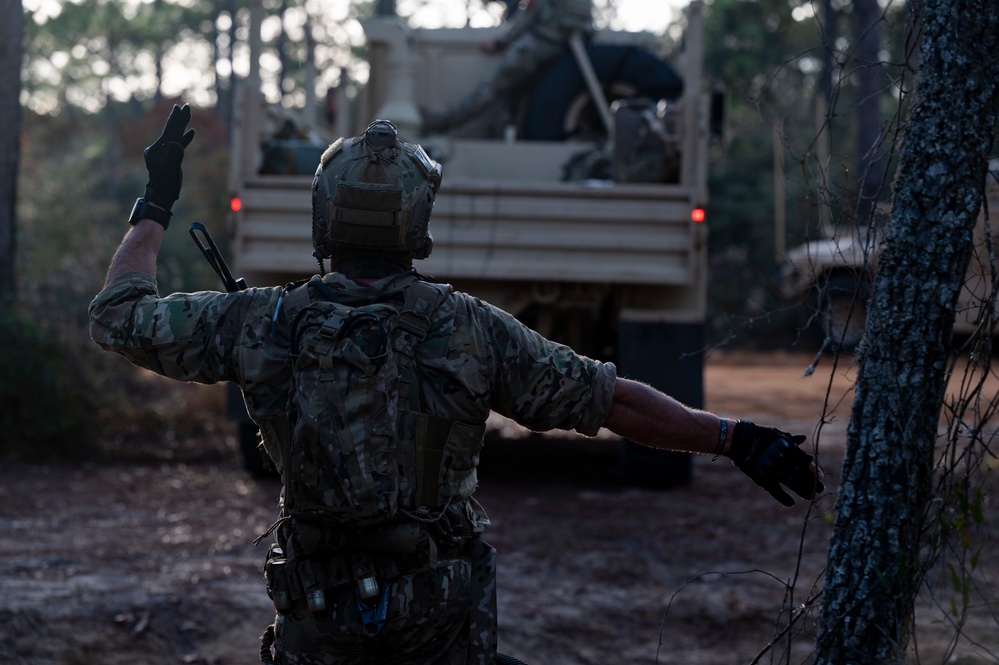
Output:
[603,378,732,455]
[602,377,824,506]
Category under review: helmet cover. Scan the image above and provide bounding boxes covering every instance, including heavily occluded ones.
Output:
[311,120,442,261]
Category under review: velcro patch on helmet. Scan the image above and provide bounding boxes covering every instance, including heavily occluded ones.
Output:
[334,181,403,214]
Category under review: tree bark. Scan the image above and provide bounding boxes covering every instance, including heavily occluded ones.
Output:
[814,3,999,664]
[0,0,23,303]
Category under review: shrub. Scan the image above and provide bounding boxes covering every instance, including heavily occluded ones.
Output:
[0,308,98,458]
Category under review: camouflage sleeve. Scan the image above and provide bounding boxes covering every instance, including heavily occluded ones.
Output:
[88,271,281,386]
[471,298,617,436]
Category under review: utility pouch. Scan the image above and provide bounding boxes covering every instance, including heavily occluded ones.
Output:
[299,558,329,613]
[350,552,381,605]
[294,556,350,613]
[292,518,345,555]
[264,545,292,613]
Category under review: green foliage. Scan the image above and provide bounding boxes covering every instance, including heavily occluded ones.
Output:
[702,0,819,107]
[0,308,97,458]
[23,0,224,113]
[695,0,825,346]
[13,99,233,460]
[692,0,911,348]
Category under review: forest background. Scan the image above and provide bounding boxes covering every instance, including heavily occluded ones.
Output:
[5,2,999,663]
[2,0,923,457]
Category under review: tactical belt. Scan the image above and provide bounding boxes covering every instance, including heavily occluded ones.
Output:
[292,519,427,556]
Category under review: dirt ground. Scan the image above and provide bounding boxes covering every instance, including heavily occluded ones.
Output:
[2,351,996,665]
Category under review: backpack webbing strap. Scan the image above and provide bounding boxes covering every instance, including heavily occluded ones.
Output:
[393,281,455,510]
[279,278,319,354]
[278,278,315,320]
[416,415,455,507]
[394,281,451,352]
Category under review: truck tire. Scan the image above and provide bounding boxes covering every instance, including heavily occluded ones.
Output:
[616,321,703,488]
[818,274,867,351]
[521,44,684,142]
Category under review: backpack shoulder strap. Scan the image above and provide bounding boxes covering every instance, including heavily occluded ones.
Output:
[276,278,316,330]
[394,281,452,354]
[393,281,456,511]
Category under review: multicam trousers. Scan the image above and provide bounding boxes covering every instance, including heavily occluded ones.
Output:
[267,539,497,665]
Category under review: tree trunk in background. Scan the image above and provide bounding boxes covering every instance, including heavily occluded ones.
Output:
[209,6,220,110]
[302,9,317,128]
[814,2,999,663]
[277,0,288,102]
[819,0,835,104]
[376,0,396,16]
[853,0,884,222]
[220,0,239,135]
[0,0,23,302]
[154,0,164,102]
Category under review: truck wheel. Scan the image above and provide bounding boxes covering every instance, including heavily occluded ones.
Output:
[819,275,867,351]
[616,321,703,489]
[521,44,684,142]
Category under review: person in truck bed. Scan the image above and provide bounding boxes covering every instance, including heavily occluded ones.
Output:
[90,105,824,665]
[421,0,594,135]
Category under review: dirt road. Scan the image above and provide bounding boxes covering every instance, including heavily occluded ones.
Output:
[1,352,994,664]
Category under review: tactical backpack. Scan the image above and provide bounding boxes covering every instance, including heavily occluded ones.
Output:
[279,276,454,526]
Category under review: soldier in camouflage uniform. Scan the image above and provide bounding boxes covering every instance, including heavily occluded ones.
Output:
[421,0,594,134]
[90,106,824,664]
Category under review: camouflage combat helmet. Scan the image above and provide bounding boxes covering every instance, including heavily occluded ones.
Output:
[311,120,442,265]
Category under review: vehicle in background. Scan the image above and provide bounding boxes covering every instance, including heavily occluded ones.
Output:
[225,1,720,487]
[779,170,999,350]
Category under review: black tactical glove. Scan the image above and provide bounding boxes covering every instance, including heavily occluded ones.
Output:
[142,103,196,216]
[726,420,823,507]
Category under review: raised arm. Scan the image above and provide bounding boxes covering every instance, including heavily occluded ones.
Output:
[105,103,194,286]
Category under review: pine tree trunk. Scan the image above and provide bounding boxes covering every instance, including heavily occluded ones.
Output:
[814,3,999,663]
[0,0,23,303]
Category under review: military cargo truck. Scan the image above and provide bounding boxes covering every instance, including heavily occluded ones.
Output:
[225,1,717,486]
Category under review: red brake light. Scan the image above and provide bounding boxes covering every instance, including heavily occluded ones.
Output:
[691,207,705,223]
[230,196,243,212]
